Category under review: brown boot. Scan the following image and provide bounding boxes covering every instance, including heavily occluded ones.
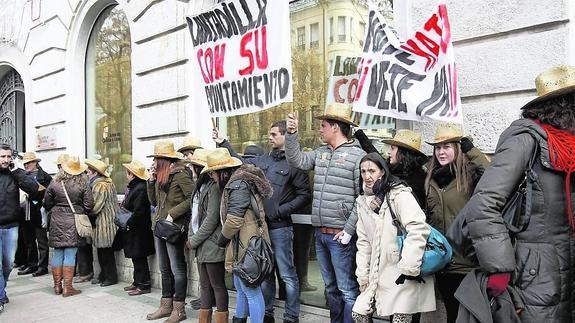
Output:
[164,301,186,323]
[62,266,81,297]
[52,267,63,295]
[213,311,228,323]
[147,298,173,320]
[198,308,212,323]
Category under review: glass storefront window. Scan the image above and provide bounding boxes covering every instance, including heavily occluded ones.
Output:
[86,5,132,189]
[222,0,395,309]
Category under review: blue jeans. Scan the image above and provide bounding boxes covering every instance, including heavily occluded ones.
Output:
[0,226,18,303]
[51,248,78,267]
[315,229,359,323]
[234,274,265,322]
[262,226,300,321]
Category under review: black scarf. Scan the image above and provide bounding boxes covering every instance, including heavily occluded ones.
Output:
[432,165,455,189]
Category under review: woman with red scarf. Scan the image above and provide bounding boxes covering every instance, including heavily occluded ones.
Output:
[456,65,575,322]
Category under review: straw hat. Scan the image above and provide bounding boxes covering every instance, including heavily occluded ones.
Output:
[122,160,149,181]
[383,129,426,156]
[240,141,265,158]
[188,148,210,168]
[55,153,70,166]
[200,148,242,174]
[85,159,110,177]
[523,65,575,110]
[21,152,41,164]
[62,156,88,176]
[316,102,359,127]
[426,123,463,145]
[147,140,184,159]
[178,137,203,153]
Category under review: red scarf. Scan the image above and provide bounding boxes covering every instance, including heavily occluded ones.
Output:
[538,121,575,232]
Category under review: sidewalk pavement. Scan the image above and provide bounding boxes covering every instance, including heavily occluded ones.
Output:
[0,271,337,322]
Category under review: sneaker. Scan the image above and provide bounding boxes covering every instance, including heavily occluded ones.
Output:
[0,303,4,313]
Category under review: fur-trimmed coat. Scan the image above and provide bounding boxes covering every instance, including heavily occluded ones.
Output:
[220,164,273,272]
[90,176,119,248]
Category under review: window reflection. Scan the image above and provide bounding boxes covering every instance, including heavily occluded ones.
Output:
[86,5,132,190]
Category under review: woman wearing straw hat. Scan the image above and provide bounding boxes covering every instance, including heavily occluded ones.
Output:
[186,149,228,323]
[456,65,575,322]
[424,123,490,323]
[205,148,272,323]
[383,130,429,208]
[43,156,95,297]
[85,159,120,287]
[146,140,194,323]
[121,160,155,296]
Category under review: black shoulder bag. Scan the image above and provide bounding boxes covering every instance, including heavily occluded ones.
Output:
[232,192,275,288]
[501,142,539,236]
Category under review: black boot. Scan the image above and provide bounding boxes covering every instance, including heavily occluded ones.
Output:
[264,315,275,323]
[232,317,247,323]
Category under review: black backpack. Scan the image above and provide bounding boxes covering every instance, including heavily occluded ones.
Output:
[231,191,275,287]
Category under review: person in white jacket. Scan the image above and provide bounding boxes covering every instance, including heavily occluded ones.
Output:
[352,153,435,323]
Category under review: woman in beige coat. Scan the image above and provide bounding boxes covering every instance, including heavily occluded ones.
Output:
[352,153,435,323]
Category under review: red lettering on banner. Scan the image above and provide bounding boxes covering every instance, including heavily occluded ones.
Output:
[415,32,439,58]
[197,44,226,84]
[438,4,451,54]
[239,26,269,76]
[334,79,348,103]
[348,78,358,103]
[401,40,437,72]
[355,58,371,100]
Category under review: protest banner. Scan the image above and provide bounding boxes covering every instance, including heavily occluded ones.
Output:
[327,55,395,129]
[353,2,462,123]
[186,0,293,118]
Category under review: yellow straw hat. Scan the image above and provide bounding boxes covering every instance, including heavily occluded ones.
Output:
[21,152,41,164]
[62,156,88,176]
[200,148,242,174]
[383,129,426,156]
[122,160,149,181]
[85,159,110,177]
[55,153,70,166]
[188,148,211,168]
[426,123,463,145]
[523,65,575,109]
[147,140,184,159]
[316,102,359,127]
[178,137,203,153]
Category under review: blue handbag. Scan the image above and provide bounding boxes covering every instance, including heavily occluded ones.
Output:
[386,196,453,277]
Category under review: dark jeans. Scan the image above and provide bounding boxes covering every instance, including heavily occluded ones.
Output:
[154,237,187,301]
[315,229,359,323]
[96,247,118,283]
[293,224,314,284]
[436,273,466,323]
[76,243,93,276]
[262,227,300,321]
[132,257,151,290]
[198,262,228,312]
[21,220,37,268]
[35,227,48,270]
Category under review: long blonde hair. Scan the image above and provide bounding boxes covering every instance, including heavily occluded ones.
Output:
[425,142,473,196]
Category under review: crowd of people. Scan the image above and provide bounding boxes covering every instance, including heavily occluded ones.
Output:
[0,65,574,323]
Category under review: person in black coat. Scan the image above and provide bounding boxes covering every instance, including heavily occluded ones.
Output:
[121,161,155,296]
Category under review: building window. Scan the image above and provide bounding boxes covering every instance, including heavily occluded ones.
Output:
[310,23,319,48]
[350,17,354,43]
[297,26,305,50]
[85,5,132,189]
[337,16,346,42]
[329,17,333,44]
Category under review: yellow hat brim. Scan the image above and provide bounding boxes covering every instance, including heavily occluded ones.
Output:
[84,160,110,178]
[62,163,88,176]
[122,163,150,181]
[521,85,575,110]
[382,139,426,156]
[315,115,359,127]
[177,145,203,153]
[200,157,242,174]
[425,136,462,145]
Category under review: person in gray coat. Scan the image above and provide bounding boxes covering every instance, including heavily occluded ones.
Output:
[456,65,575,322]
[286,103,366,323]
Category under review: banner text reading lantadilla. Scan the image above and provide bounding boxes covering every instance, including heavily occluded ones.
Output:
[186,0,293,117]
[353,3,462,123]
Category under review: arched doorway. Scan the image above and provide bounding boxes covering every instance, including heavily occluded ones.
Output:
[0,69,25,152]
